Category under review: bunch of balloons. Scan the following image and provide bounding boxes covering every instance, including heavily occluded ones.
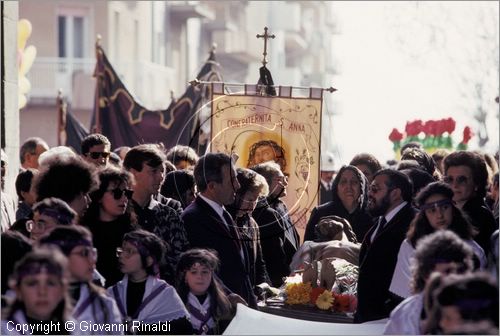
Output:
[18,19,37,109]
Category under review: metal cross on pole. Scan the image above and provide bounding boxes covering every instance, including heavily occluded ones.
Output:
[256,27,275,66]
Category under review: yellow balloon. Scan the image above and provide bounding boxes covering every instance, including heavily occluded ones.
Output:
[18,93,27,109]
[19,76,31,94]
[19,45,36,76]
[18,19,32,51]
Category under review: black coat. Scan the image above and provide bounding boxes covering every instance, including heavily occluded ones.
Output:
[182,197,257,308]
[354,203,417,323]
[252,198,300,287]
[462,197,498,253]
[304,201,373,243]
[319,183,333,204]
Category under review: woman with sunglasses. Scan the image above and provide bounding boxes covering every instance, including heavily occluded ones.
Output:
[81,167,138,287]
[389,182,486,301]
[39,226,122,334]
[443,150,496,254]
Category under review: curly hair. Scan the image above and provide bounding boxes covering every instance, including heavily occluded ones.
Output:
[81,133,111,155]
[443,151,489,199]
[81,166,137,226]
[34,156,97,204]
[407,182,474,247]
[411,230,473,293]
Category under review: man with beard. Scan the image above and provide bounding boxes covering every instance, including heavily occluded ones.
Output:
[354,169,416,323]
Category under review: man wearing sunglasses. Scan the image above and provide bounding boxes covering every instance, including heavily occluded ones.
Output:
[81,133,111,167]
[355,169,416,323]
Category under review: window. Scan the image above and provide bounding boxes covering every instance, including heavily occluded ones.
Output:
[57,10,88,58]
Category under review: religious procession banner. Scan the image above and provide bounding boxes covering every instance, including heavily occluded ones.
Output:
[210,84,323,240]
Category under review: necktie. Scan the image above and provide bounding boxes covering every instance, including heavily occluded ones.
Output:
[371,217,387,242]
[222,209,242,250]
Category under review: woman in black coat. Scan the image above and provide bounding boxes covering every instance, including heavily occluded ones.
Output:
[304,165,373,242]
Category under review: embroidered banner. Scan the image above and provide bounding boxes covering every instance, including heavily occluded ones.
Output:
[210,85,323,239]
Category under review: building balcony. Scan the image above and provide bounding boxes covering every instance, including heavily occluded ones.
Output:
[212,30,262,64]
[27,57,176,110]
[169,1,215,21]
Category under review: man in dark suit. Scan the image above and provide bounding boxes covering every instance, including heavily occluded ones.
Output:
[182,153,258,307]
[319,152,336,204]
[354,169,416,323]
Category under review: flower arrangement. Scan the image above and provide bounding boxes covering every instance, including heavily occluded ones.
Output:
[283,259,358,313]
[388,118,474,158]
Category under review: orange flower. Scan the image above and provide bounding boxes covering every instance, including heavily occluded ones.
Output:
[285,282,312,305]
[310,287,327,304]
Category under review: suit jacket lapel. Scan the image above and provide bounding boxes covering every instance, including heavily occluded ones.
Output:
[195,197,242,255]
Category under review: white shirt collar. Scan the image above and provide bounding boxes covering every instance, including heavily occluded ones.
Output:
[198,194,224,219]
[384,201,408,224]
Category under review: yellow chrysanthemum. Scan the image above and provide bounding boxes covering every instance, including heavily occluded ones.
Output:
[315,290,334,310]
[285,282,312,305]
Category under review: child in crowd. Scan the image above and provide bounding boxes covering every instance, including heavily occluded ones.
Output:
[108,230,191,335]
[176,248,235,334]
[1,247,73,335]
[39,226,122,335]
[429,272,499,334]
[25,198,77,242]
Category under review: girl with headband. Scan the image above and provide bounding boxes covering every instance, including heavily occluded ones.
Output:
[39,226,122,335]
[108,230,191,334]
[390,181,486,301]
[1,247,74,335]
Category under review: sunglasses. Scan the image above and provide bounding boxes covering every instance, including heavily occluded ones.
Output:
[107,188,133,200]
[70,247,98,260]
[444,175,469,185]
[87,152,110,159]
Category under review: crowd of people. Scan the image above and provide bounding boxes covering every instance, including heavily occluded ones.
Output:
[0,134,498,335]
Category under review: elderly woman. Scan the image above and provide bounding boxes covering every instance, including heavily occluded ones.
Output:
[443,150,496,252]
[304,165,373,243]
[227,168,271,290]
[389,182,486,301]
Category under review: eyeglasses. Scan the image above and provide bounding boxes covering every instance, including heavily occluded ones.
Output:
[87,152,110,159]
[106,188,133,200]
[444,175,469,185]
[70,247,98,260]
[25,220,45,232]
[116,247,138,258]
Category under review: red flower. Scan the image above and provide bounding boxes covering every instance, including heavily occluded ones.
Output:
[310,287,327,305]
[423,120,437,136]
[405,120,423,137]
[444,118,456,134]
[462,126,473,144]
[332,293,357,313]
[435,119,447,136]
[389,128,403,142]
